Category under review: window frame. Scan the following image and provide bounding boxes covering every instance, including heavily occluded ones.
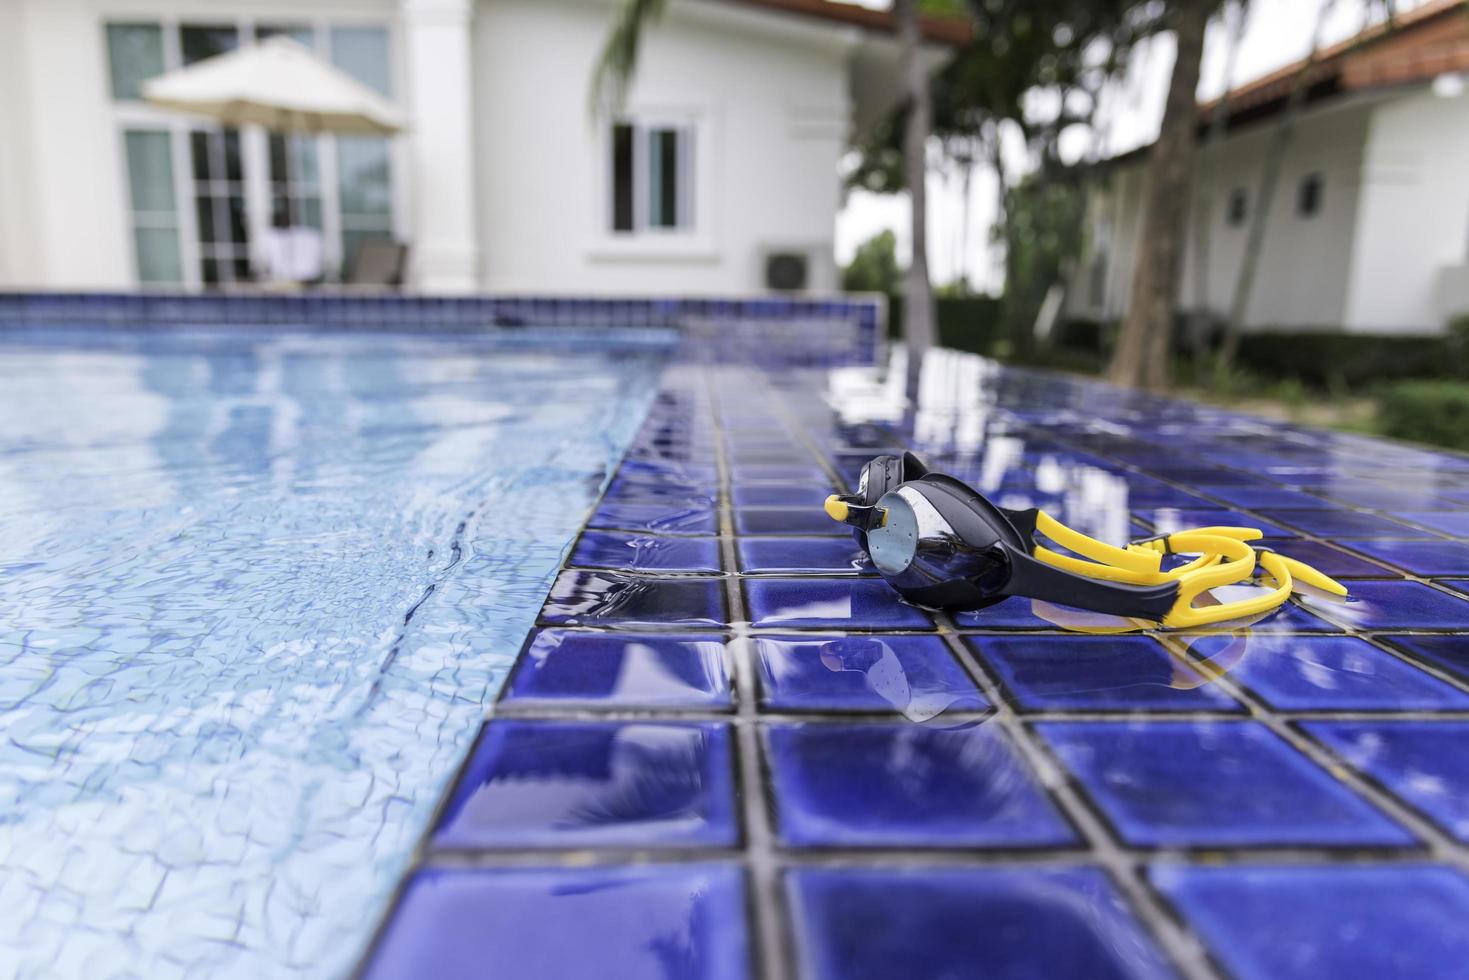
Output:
[590,102,718,261]
[105,15,405,289]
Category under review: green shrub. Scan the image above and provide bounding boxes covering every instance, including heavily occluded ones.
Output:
[1376,381,1469,451]
[887,296,1005,354]
[1235,331,1456,388]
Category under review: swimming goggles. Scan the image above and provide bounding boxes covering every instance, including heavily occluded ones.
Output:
[823,453,1346,629]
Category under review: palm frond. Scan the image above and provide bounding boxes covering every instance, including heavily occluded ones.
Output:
[589,0,670,116]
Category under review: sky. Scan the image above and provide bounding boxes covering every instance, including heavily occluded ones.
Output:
[833,0,1434,293]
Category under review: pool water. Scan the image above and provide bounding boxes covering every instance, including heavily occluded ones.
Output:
[0,328,665,978]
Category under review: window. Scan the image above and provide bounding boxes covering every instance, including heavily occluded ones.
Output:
[106,24,164,100]
[338,136,394,271]
[105,19,398,288]
[331,27,392,97]
[609,119,696,234]
[180,24,238,66]
[124,130,182,283]
[1298,173,1323,217]
[1227,188,1248,227]
[190,129,251,285]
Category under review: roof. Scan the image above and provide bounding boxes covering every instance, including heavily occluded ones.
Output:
[1200,0,1469,125]
[718,0,972,46]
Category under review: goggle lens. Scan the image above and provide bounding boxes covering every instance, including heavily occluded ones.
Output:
[866,491,919,575]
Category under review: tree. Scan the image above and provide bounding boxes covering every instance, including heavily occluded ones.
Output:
[894,0,937,386]
[843,230,902,295]
[1107,1,1213,391]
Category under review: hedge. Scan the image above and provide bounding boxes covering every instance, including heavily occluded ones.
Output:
[887,296,1005,355]
[1234,331,1461,388]
[1376,381,1469,451]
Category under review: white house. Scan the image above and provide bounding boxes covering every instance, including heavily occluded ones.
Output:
[0,0,965,295]
[1069,0,1469,335]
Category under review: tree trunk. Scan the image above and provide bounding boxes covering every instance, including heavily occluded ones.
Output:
[896,0,935,392]
[1108,0,1211,391]
[1218,0,1336,375]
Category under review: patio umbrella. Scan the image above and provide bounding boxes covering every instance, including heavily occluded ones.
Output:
[141,36,404,136]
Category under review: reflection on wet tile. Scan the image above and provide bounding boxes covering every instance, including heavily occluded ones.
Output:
[365,865,749,980]
[587,501,717,535]
[1151,865,1469,980]
[1305,721,1469,842]
[953,596,1143,631]
[730,484,834,507]
[745,579,933,629]
[433,721,735,849]
[541,570,725,628]
[1036,721,1414,847]
[971,636,1241,712]
[1185,634,1469,710]
[1297,580,1469,631]
[735,507,845,536]
[1384,634,1469,684]
[1339,539,1469,577]
[754,635,985,716]
[1393,511,1469,538]
[1257,538,1394,578]
[569,531,721,573]
[765,721,1074,847]
[1142,508,1292,537]
[502,631,730,708]
[788,867,1175,980]
[1270,509,1431,539]
[737,537,873,575]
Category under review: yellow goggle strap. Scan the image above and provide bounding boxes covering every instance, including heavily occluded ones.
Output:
[1030,511,1347,628]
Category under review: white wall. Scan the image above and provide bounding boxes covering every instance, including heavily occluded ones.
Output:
[471,0,851,294]
[1345,85,1469,333]
[1071,96,1379,331]
[0,0,133,289]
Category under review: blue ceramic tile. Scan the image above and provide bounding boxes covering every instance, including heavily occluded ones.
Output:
[1151,864,1469,980]
[433,721,736,849]
[734,507,843,536]
[1297,580,1469,631]
[730,484,833,507]
[755,635,986,716]
[745,578,932,629]
[570,531,722,573]
[1035,721,1414,847]
[1257,538,1394,578]
[588,501,717,535]
[1339,539,1469,577]
[1269,509,1430,538]
[1190,589,1343,632]
[1305,721,1469,841]
[970,635,1241,712]
[787,867,1175,980]
[1185,634,1469,710]
[728,463,828,483]
[1384,633,1469,683]
[1141,508,1292,537]
[736,537,873,575]
[1446,578,1469,597]
[1393,511,1469,537]
[765,721,1074,847]
[541,571,726,628]
[502,630,730,708]
[365,865,748,980]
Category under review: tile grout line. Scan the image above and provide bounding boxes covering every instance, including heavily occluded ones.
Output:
[710,369,791,980]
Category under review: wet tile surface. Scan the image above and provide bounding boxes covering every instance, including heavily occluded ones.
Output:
[366,347,1469,978]
[788,867,1176,980]
[766,722,1074,848]
[1151,865,1469,980]
[432,720,736,849]
[366,865,749,980]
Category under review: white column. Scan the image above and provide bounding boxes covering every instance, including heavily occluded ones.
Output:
[401,0,480,292]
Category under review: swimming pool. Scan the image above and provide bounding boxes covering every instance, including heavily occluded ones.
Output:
[0,327,667,978]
